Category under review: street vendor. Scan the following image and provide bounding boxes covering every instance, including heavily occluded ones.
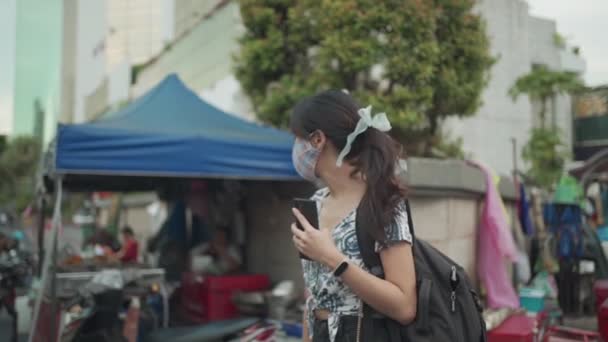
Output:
[191,228,242,275]
[115,226,139,263]
[84,228,120,252]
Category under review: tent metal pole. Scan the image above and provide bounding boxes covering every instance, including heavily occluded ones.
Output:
[36,195,46,277]
[29,177,63,342]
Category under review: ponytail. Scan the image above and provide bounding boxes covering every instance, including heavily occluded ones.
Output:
[353,130,405,241]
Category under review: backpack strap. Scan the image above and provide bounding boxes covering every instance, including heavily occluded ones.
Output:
[355,207,383,277]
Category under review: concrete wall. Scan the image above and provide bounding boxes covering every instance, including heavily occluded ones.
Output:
[245,182,313,286]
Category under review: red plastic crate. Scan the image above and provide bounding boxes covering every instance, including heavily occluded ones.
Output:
[488,314,535,342]
[599,299,608,342]
[594,280,608,313]
[180,273,270,323]
[542,326,600,342]
[31,298,61,342]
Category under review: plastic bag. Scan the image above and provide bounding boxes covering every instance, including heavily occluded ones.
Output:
[515,250,532,284]
[530,271,558,299]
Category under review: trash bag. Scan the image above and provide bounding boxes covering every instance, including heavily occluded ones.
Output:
[515,250,532,284]
[530,271,558,299]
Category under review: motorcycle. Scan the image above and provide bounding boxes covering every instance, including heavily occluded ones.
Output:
[0,243,32,342]
[61,288,127,342]
[144,281,303,342]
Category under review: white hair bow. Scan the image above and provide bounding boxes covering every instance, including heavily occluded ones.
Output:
[336,106,392,166]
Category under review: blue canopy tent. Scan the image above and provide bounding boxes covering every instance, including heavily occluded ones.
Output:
[31,75,302,337]
[49,74,299,191]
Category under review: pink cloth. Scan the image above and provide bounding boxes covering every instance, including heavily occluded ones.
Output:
[469,161,520,309]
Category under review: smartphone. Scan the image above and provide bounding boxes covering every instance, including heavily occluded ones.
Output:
[293,198,319,259]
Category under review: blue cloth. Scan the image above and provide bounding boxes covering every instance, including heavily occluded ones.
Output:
[55,74,299,180]
[518,184,534,236]
[602,189,608,222]
[544,203,584,260]
[190,215,209,248]
[11,230,25,241]
[166,201,187,243]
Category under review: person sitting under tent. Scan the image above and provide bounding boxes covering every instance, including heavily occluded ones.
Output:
[191,228,242,275]
[112,226,139,264]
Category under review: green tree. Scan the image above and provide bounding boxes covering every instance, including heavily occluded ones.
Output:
[522,129,568,189]
[509,66,584,188]
[235,0,494,157]
[0,136,41,213]
[509,65,584,128]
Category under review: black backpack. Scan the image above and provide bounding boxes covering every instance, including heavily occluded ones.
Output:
[356,201,487,342]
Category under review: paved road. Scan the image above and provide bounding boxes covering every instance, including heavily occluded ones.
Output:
[0,312,27,342]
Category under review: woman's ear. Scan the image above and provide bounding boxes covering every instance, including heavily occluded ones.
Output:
[310,130,326,150]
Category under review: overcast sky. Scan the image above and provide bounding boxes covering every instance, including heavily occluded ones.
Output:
[528,0,608,86]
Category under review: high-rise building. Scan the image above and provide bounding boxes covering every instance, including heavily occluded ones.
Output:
[105,0,175,70]
[83,0,215,120]
[60,0,107,123]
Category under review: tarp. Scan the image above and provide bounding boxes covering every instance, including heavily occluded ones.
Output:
[55,74,298,182]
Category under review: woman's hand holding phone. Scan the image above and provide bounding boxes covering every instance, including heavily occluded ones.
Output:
[291,208,344,268]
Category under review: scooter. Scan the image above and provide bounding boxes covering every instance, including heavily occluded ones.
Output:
[0,245,31,342]
[144,317,260,342]
[61,289,127,342]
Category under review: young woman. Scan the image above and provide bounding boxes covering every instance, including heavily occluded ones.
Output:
[290,90,417,342]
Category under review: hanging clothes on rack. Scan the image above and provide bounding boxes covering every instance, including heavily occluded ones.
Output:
[544,202,585,315]
[518,183,534,236]
[469,160,519,309]
[601,184,608,227]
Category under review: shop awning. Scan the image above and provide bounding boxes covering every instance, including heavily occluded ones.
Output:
[53,74,298,189]
[570,148,608,185]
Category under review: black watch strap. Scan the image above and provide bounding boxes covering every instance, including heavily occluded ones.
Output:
[333,260,349,277]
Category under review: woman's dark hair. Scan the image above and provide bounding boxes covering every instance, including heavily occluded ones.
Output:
[215,226,232,241]
[290,90,406,241]
[122,226,134,237]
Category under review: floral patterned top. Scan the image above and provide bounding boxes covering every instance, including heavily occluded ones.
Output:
[302,188,413,342]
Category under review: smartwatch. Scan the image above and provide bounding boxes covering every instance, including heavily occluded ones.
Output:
[333,260,349,277]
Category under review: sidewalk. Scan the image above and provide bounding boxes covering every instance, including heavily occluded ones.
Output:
[0,312,27,342]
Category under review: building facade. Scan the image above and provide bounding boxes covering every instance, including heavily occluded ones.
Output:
[446,0,585,175]
[60,0,108,124]
[105,0,175,71]
[130,0,252,120]
[82,0,217,120]
[573,86,608,161]
[122,0,587,176]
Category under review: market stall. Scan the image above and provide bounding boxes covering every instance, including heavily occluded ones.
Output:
[32,74,302,342]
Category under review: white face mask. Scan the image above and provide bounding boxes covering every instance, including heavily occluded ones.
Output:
[291,137,322,184]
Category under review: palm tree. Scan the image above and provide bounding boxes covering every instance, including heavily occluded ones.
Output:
[509,65,584,129]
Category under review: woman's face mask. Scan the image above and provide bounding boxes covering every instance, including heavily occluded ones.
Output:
[292,137,322,184]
